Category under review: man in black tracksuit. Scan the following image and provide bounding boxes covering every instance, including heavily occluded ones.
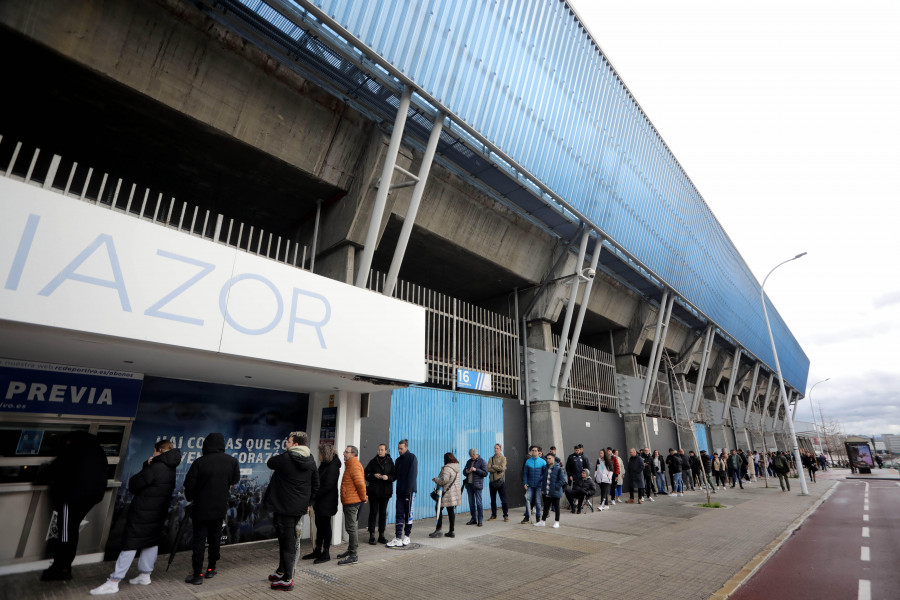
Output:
[183,433,240,585]
[564,445,590,512]
[38,431,109,581]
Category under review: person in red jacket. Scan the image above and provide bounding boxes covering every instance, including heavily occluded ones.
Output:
[337,445,367,566]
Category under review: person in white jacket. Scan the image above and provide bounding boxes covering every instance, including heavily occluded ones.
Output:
[593,450,614,510]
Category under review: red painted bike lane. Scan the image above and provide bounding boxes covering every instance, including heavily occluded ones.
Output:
[731,480,900,600]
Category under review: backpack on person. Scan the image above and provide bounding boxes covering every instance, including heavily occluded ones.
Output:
[773,455,787,472]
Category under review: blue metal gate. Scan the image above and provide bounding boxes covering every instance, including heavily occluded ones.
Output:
[693,423,709,454]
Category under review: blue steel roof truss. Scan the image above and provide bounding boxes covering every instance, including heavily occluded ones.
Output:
[205,0,808,391]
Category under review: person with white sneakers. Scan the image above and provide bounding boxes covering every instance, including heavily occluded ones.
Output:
[387,439,417,547]
[90,440,182,595]
[538,454,566,528]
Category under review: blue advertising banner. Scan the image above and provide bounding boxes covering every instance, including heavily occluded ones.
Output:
[108,376,308,553]
[456,368,492,392]
[0,359,142,418]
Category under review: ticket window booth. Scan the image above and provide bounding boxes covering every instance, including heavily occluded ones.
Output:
[0,360,141,573]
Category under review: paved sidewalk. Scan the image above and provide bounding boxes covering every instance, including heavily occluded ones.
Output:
[3,475,837,600]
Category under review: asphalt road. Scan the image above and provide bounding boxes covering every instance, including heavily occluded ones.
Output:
[731,479,900,600]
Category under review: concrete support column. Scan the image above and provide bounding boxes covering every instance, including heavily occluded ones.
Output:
[525,320,555,352]
[710,425,729,453]
[764,432,778,452]
[529,401,564,452]
[623,413,649,453]
[308,390,361,546]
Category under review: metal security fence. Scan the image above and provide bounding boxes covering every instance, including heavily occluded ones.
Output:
[551,335,617,410]
[0,135,313,269]
[367,272,519,397]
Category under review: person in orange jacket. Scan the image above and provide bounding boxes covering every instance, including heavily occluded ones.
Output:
[337,445,367,566]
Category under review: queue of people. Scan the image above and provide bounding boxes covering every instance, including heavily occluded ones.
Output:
[44,430,807,595]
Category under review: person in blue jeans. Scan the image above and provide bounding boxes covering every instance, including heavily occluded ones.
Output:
[463,448,488,526]
[520,446,547,523]
[666,449,684,496]
[387,439,418,547]
[652,449,667,495]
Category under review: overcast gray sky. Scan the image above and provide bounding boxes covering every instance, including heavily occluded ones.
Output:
[569,0,900,436]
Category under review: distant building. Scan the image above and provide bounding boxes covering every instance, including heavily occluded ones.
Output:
[883,434,900,454]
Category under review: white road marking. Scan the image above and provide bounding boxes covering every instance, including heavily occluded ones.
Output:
[863,514,869,522]
[864,504,869,511]
[861,546,870,561]
[859,579,871,600]
[862,527,870,538]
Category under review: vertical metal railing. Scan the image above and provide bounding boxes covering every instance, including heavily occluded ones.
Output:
[551,334,618,410]
[0,135,311,270]
[367,271,520,397]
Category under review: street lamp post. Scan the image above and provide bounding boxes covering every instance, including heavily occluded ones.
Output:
[807,378,830,457]
[761,252,809,495]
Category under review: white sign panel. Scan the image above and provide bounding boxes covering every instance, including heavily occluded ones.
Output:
[0,179,426,383]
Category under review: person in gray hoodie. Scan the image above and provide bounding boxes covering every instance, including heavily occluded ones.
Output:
[183,433,239,585]
[263,431,319,591]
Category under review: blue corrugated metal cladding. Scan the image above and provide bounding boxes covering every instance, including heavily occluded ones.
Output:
[386,386,504,522]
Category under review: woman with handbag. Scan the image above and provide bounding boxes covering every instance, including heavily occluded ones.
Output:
[428,453,461,538]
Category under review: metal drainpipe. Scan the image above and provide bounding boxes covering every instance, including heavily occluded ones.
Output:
[519,296,533,445]
[310,198,322,273]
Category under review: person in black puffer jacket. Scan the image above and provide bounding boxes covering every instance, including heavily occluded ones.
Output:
[363,444,395,544]
[303,443,340,565]
[38,430,109,582]
[89,440,182,594]
[183,433,239,584]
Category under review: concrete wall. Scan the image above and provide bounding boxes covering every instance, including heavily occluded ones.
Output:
[647,416,680,454]
[357,391,392,527]
[502,398,528,503]
[558,406,625,468]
